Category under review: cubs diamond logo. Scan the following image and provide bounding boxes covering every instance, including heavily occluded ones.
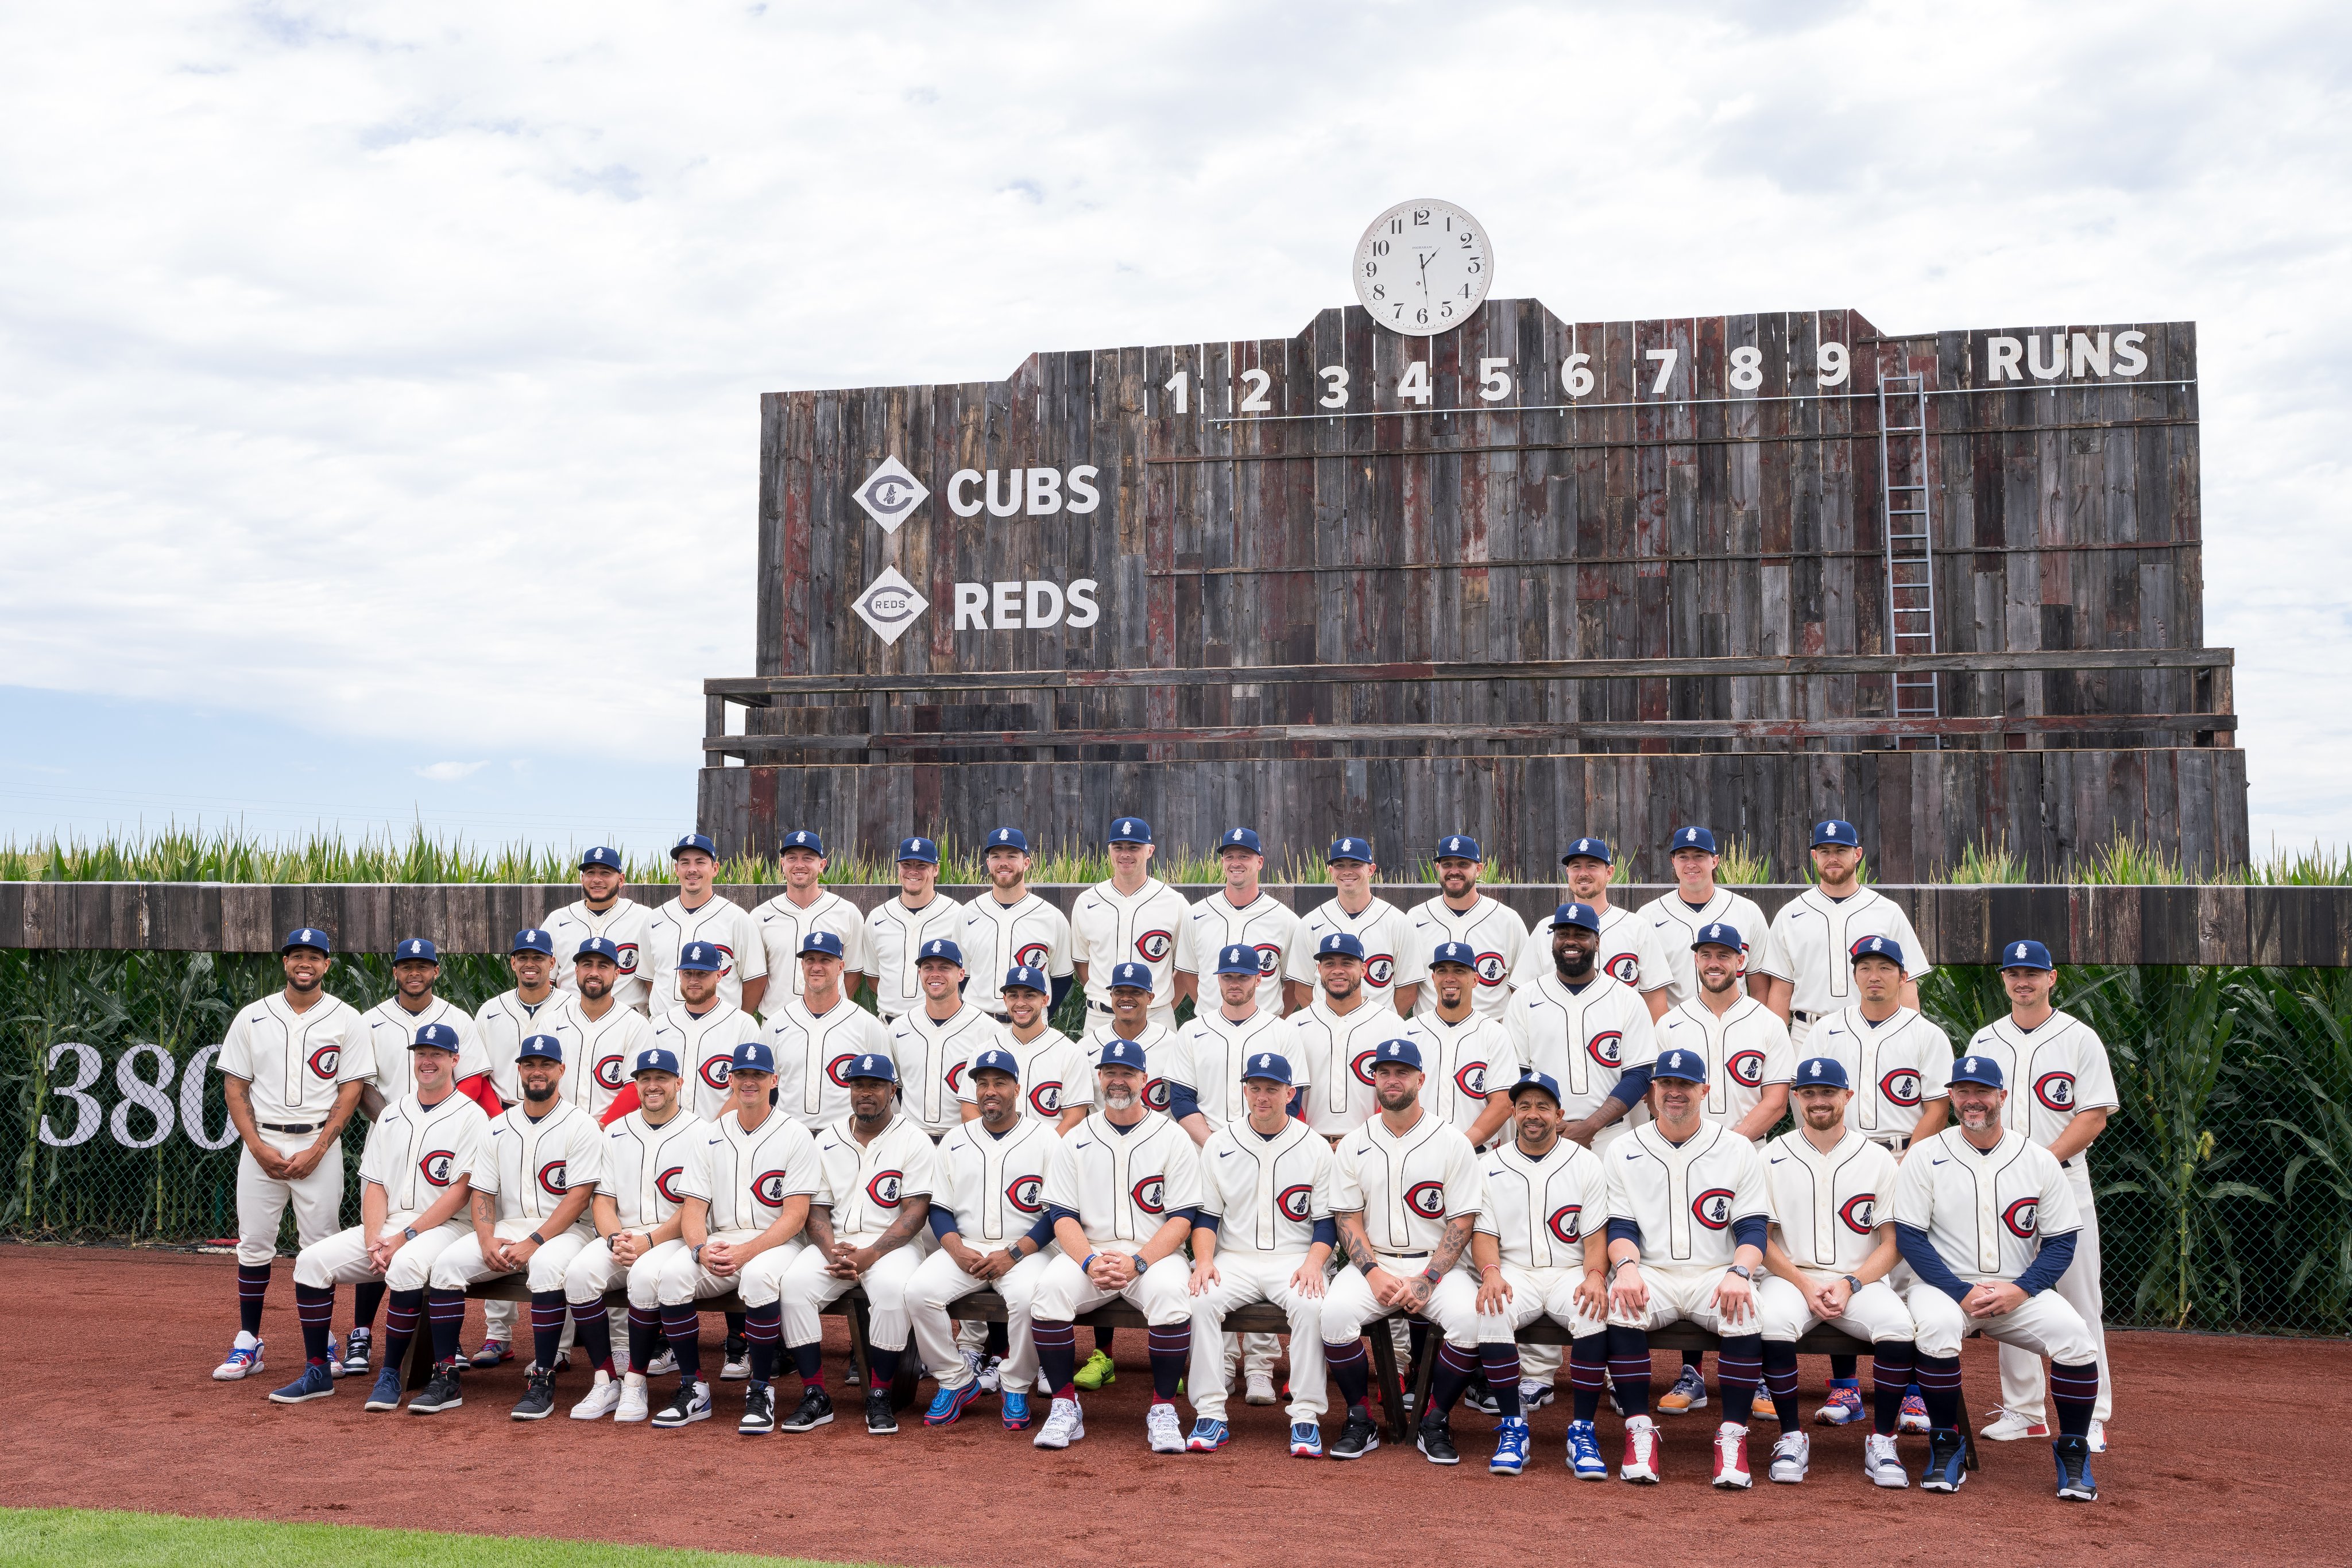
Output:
[699,1056,732,1092]
[1254,943,1282,977]
[852,567,930,645]
[1136,930,1173,962]
[1014,941,1051,970]
[1454,1062,1486,1098]
[1587,1030,1624,1069]
[852,456,929,532]
[655,1166,688,1204]
[1364,954,1395,988]
[1475,952,1507,985]
[1144,1077,1170,1112]
[1727,1048,1765,1089]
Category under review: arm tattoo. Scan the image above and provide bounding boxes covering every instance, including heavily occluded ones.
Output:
[869,1197,930,1256]
[1428,1213,1475,1276]
[1337,1213,1377,1272]
[471,1192,495,1226]
[804,1204,837,1255]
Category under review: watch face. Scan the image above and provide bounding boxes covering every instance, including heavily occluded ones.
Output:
[1353,199,1494,336]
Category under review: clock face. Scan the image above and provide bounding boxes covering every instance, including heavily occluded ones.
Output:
[1353,199,1494,335]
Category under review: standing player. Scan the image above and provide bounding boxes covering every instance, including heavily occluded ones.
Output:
[1185,1052,1338,1455]
[1964,941,2117,1450]
[647,833,769,1016]
[1170,944,1296,1143]
[1639,828,1769,1004]
[1512,838,1672,1021]
[1891,1056,2102,1500]
[1405,834,1525,1021]
[763,931,893,1131]
[213,928,370,1384]
[960,827,1074,1022]
[1750,819,1930,1048]
[749,828,867,1013]
[653,941,768,1122]
[1185,827,1308,1015]
[911,1048,1060,1429]
[1754,1057,1919,1486]
[1600,1048,1773,1486]
[1288,934,1398,1139]
[864,837,965,1023]
[475,929,587,1107]
[1070,817,1198,1043]
[1028,1038,1203,1453]
[964,966,1090,1132]
[570,938,655,1123]
[1401,941,1517,1147]
[887,939,999,1139]
[545,846,655,1013]
[1290,836,1422,1016]
[1502,904,1659,1152]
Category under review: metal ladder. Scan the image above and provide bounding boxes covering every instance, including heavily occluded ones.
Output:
[1878,371,1939,745]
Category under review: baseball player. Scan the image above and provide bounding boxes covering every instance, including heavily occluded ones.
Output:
[1067,962,1174,1394]
[1512,838,1672,1021]
[1965,940,2117,1450]
[1028,1037,1204,1453]
[1501,903,1660,1152]
[570,938,655,1124]
[1639,827,1769,1004]
[475,928,587,1109]
[1186,827,1308,1015]
[1185,1051,1337,1454]
[1315,1038,1483,1461]
[659,1040,823,1433]
[959,826,1074,1021]
[1405,834,1525,1021]
[1425,1069,1609,1476]
[887,938,999,1139]
[773,1052,940,1437]
[865,837,965,1023]
[647,832,769,1015]
[213,928,370,1385]
[1400,941,1517,1147]
[1070,817,1199,1043]
[963,966,1090,1131]
[269,1022,483,1410]
[751,828,871,1012]
[1890,1055,2102,1500]
[1170,943,1298,1143]
[1600,1048,1772,1486]
[912,1047,1061,1429]
[562,1046,708,1423]
[421,1036,603,1419]
[1289,933,1401,1138]
[653,940,769,1123]
[1750,819,1931,1048]
[761,930,893,1131]
[1289,836,1422,1016]
[1754,1056,1919,1486]
[545,846,655,1013]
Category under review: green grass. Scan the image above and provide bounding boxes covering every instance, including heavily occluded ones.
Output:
[0,1508,865,1567]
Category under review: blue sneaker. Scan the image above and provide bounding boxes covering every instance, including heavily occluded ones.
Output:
[925,1380,981,1428]
[1921,1427,1968,1492]
[1289,1421,1324,1458]
[1185,1417,1231,1453]
[1491,1416,1530,1476]
[266,1362,335,1404]
[2053,1435,2097,1502]
[1001,1390,1033,1431]
[364,1368,403,1412]
[1565,1418,1608,1480]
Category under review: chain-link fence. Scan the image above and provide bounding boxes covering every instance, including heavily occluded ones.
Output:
[5,948,2347,1336]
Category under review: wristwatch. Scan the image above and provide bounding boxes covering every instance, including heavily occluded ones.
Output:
[401,1226,418,1241]
[1843,1273,1863,1294]
[1422,1265,1445,1286]
[1727,1264,1753,1280]
[527,1231,546,1246]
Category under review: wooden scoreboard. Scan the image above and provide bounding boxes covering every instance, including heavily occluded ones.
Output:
[703,214,2243,877]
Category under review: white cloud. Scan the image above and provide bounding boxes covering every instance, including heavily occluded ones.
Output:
[415,761,486,783]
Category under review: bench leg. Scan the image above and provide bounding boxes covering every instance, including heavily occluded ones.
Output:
[1412,1338,1436,1426]
[845,1296,872,1388]
[1367,1320,1409,1442]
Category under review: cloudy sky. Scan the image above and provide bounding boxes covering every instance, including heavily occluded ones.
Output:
[2,2,2345,861]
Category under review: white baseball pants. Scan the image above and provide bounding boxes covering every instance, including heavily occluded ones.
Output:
[1030,1252,1193,1326]
[292,1214,464,1292]
[1316,1260,1479,1344]
[731,1238,811,1310]
[655,1229,772,1307]
[235,1133,345,1266]
[777,1241,926,1352]
[1901,1279,2098,1365]
[1757,1273,1916,1344]
[563,1236,688,1310]
[1186,1251,1327,1421]
[909,1248,1049,1393]
[1997,1171,2110,1422]
[1430,1261,1605,1350]
[428,1221,593,1295]
[1608,1264,1765,1334]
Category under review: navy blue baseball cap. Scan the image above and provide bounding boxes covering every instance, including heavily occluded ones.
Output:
[1561,837,1612,866]
[280,927,332,955]
[1097,1037,1149,1073]
[1652,1048,1708,1084]
[915,937,964,967]
[575,936,621,962]
[846,1051,898,1084]
[1550,901,1601,932]
[1509,1070,1564,1105]
[1003,964,1049,994]
[1108,961,1153,990]
[1430,940,1477,968]
[1692,922,1744,953]
[1326,835,1373,864]
[1107,816,1152,845]
[393,936,439,963]
[1792,1056,1850,1090]
[672,833,718,858]
[896,836,939,865]
[1215,943,1260,976]
[512,927,555,956]
[1369,1039,1423,1071]
[984,827,1031,854]
[729,1040,777,1074]
[516,1034,564,1063]
[1669,826,1718,855]
[1949,1055,2005,1089]
[411,1023,462,1052]
[633,1046,682,1077]
[1812,819,1861,849]
[1241,1051,1293,1086]
[1999,939,2055,972]
[579,846,623,871]
[968,1047,1020,1080]
[1850,934,1906,970]
[1435,834,1482,862]
[675,941,725,971]
[780,828,826,856]
[1220,827,1262,854]
[798,930,846,960]
[1316,932,1366,961]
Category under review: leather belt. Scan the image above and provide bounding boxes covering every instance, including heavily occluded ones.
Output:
[1790,1010,1821,1024]
[1867,1133,1910,1152]
[261,1121,322,1135]
[1088,1001,1115,1014]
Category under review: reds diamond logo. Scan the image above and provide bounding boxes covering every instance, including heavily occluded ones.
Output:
[852,456,929,533]
[853,567,930,646]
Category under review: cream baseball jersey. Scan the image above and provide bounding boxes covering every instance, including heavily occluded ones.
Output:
[475,989,586,1106]
[1185,892,1302,1015]
[359,996,489,1105]
[475,1099,604,1228]
[359,1089,492,1215]
[1960,1009,2121,1153]
[1502,973,1659,1123]
[1170,1008,1297,1130]
[1042,1109,1204,1248]
[1512,903,1672,994]
[1762,1126,1898,1273]
[544,897,655,1012]
[1086,1023,1178,1116]
[1406,894,1526,1020]
[218,991,373,1125]
[1290,895,1423,1001]
[889,1002,1001,1137]
[597,1107,711,1229]
[761,997,893,1130]
[961,1025,1092,1124]
[960,892,1074,1015]
[1400,1011,1516,1137]
[650,1000,765,1122]
[1475,1136,1610,1269]
[647,893,768,1013]
[749,889,866,1006]
[864,894,968,1019]
[1070,877,1199,1020]
[1753,888,1932,1015]
[1288,996,1398,1136]
[811,1111,941,1241]
[1606,1120,1771,1268]
[933,1115,1059,1249]
[1653,996,1796,1129]
[1890,1125,2082,1281]
[573,1004,655,1122]
[694,1107,822,1234]
[1332,1108,1483,1255]
[1638,887,1770,1002]
[1198,1116,1338,1256]
[1808,1007,1954,1141]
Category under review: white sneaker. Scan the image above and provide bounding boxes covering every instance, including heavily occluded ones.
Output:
[1034,1395,1085,1450]
[1245,1372,1279,1406]
[1519,1377,1556,1412]
[571,1371,622,1420]
[1620,1414,1659,1483]
[1712,1421,1753,1489]
[977,1355,1004,1395]
[614,1372,651,1423]
[645,1348,678,1377]
[720,1347,751,1381]
[1979,1405,2049,1441]
[2088,1419,2107,1454]
[1769,1430,1810,1484]
[1863,1432,1908,1488]
[212,1331,265,1381]
[1146,1401,1185,1454]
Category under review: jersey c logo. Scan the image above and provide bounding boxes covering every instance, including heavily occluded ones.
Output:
[1276,1184,1314,1223]
[1028,1082,1062,1117]
[614,942,640,974]
[1839,1193,1877,1233]
[1546,1203,1584,1243]
[825,1053,859,1087]
[1254,943,1283,977]
[1144,1077,1170,1112]
[1131,1174,1166,1215]
[699,1056,732,1092]
[753,1169,793,1207]
[1692,1187,1735,1230]
[419,1150,457,1187]
[1587,1031,1624,1069]
[1013,940,1051,971]
[1475,951,1507,986]
[1726,1048,1766,1089]
[867,1170,904,1207]
[1006,1174,1045,1214]
[1135,930,1173,963]
[308,1044,341,1079]
[594,1054,625,1092]
[1878,1068,1923,1108]
[1605,953,1641,985]
[1453,1060,1487,1099]
[1364,954,1395,988]
[1351,1048,1384,1087]
[945,1059,967,1094]
[2003,1197,2039,1238]
[2034,1071,2076,1112]
[654,1166,688,1204]
[1403,1180,1448,1220]
[537,1159,568,1196]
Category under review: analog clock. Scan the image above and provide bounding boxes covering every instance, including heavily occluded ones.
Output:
[1352,198,1494,335]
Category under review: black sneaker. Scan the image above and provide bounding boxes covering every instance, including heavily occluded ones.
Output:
[510,1370,556,1421]
[1330,1411,1382,1461]
[651,1380,711,1427]
[1461,1375,1500,1416]
[2053,1435,2098,1502]
[781,1384,834,1433]
[844,1357,862,1388]
[409,1364,464,1415]
[740,1383,775,1435]
[1417,1418,1460,1465]
[865,1385,899,1435]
